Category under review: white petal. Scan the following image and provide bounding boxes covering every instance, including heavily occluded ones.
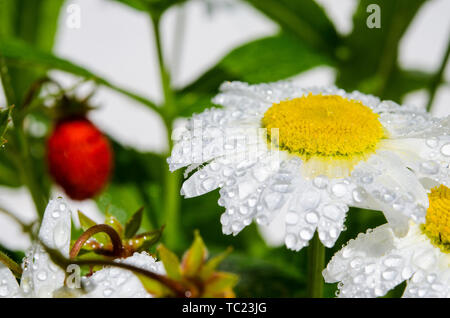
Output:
[219,154,282,235]
[380,136,450,187]
[352,151,428,228]
[323,225,407,298]
[20,198,71,297]
[403,269,450,298]
[0,263,21,298]
[82,252,165,298]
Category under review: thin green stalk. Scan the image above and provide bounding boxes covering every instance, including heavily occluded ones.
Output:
[0,56,47,217]
[0,250,22,278]
[307,233,325,298]
[150,14,181,250]
[426,37,450,112]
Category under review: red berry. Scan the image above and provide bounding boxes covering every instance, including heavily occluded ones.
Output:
[47,117,113,200]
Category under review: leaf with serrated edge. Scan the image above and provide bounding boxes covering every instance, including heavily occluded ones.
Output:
[200,247,233,280]
[157,244,181,281]
[181,230,207,277]
[124,207,143,239]
[203,272,239,298]
[105,212,124,238]
[137,275,173,297]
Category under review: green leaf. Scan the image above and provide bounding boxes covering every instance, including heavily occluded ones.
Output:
[131,227,164,252]
[77,210,97,230]
[124,206,144,238]
[181,230,207,277]
[137,274,173,297]
[203,272,239,297]
[177,33,330,117]
[0,38,161,114]
[105,213,124,238]
[157,244,182,281]
[336,0,426,98]
[200,247,233,280]
[244,0,340,53]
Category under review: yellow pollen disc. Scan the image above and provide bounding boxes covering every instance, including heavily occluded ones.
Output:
[262,94,385,177]
[422,185,450,253]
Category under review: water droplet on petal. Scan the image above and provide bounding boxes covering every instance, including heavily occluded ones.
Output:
[103,288,113,297]
[53,221,69,249]
[285,234,297,249]
[305,211,319,224]
[313,175,328,189]
[440,143,450,156]
[37,271,47,281]
[382,269,397,281]
[426,137,439,148]
[299,229,314,240]
[420,160,439,175]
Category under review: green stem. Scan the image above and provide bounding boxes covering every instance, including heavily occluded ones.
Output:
[0,56,47,217]
[426,36,450,112]
[0,250,22,278]
[150,13,181,250]
[307,233,325,298]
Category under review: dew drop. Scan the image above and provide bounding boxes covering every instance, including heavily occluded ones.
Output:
[220,214,229,226]
[419,160,439,175]
[201,178,216,191]
[313,175,328,189]
[331,183,347,197]
[239,206,249,215]
[440,143,450,157]
[0,285,8,297]
[256,215,268,225]
[103,288,113,297]
[382,269,397,281]
[285,234,297,249]
[305,211,319,224]
[352,187,368,203]
[425,137,439,148]
[37,270,47,281]
[299,229,314,240]
[53,221,69,249]
[231,221,244,232]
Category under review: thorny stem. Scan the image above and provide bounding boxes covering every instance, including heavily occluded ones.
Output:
[45,244,187,297]
[69,224,124,259]
[307,233,325,298]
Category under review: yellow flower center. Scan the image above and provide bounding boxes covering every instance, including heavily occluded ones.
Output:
[422,185,450,253]
[262,94,385,177]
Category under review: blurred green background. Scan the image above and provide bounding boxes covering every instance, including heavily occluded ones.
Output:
[0,0,449,297]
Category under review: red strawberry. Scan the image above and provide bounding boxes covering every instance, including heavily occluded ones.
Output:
[47,117,113,200]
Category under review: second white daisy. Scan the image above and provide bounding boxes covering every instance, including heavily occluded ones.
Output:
[323,185,450,298]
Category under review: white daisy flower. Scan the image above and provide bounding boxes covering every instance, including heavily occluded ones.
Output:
[168,81,450,251]
[0,198,164,298]
[323,185,450,298]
